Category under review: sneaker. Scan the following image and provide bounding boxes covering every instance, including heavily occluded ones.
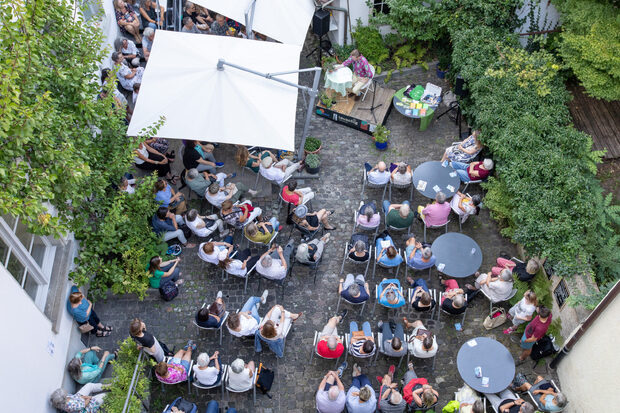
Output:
[184,340,196,351]
[353,363,361,376]
[337,361,348,378]
[376,376,384,385]
[216,290,223,299]
[337,309,348,321]
[260,289,269,304]
[215,162,224,168]
[503,328,513,335]
[320,233,331,244]
[388,365,396,376]
[175,279,185,286]
[248,189,258,196]
[408,362,414,371]
[220,229,230,237]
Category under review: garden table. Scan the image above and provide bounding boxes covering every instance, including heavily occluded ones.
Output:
[431,232,482,278]
[324,67,352,97]
[457,337,515,393]
[412,161,460,199]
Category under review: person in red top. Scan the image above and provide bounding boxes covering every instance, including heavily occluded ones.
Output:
[316,312,347,359]
[402,362,438,409]
[450,158,494,183]
[281,179,315,207]
[518,306,552,363]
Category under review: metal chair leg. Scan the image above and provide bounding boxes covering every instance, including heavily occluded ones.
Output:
[423,225,427,243]
[336,296,341,313]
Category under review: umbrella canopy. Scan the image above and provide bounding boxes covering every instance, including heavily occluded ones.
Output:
[127,31,301,150]
[194,0,315,47]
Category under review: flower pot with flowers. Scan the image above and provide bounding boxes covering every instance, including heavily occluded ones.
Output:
[305,153,321,174]
[373,124,390,150]
[304,136,322,155]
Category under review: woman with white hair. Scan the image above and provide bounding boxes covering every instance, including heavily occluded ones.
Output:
[67,346,115,385]
[193,351,222,386]
[441,130,484,163]
[405,236,436,269]
[450,158,494,183]
[50,384,108,412]
[450,191,482,224]
[259,155,302,185]
[513,376,568,411]
[227,358,256,391]
[469,269,514,302]
[357,200,380,228]
[295,233,331,264]
[112,51,144,91]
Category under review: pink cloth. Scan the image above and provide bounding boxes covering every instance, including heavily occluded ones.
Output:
[421,202,451,227]
[341,55,373,78]
[492,257,516,276]
[156,363,187,384]
[441,279,460,304]
[357,213,380,228]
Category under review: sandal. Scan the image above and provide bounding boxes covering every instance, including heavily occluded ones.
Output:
[167,175,180,185]
[96,330,111,337]
[103,325,113,332]
[292,312,303,322]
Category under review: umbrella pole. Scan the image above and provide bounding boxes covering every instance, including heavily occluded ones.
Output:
[298,68,322,161]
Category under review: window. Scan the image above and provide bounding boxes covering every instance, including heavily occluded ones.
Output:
[0,216,57,312]
[373,0,390,14]
[554,279,570,309]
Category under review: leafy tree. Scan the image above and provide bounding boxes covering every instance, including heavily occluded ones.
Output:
[0,0,165,298]
[554,0,620,101]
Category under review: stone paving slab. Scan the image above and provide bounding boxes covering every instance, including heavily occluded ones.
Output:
[93,33,558,412]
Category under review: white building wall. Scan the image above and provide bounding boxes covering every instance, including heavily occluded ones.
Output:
[0,266,82,412]
[556,291,620,412]
[515,0,560,47]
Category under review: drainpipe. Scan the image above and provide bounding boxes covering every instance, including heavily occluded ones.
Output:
[322,4,350,45]
[549,279,620,369]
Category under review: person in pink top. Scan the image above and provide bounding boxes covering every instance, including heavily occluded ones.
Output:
[518,306,552,364]
[356,201,380,228]
[416,192,451,227]
[155,340,195,384]
[335,49,373,98]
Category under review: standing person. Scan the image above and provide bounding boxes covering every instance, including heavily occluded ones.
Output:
[66,286,112,338]
[129,318,172,362]
[504,290,538,335]
[517,306,552,364]
[335,49,373,99]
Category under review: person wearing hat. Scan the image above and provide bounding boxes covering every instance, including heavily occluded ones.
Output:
[346,363,376,412]
[291,204,335,232]
[259,155,302,185]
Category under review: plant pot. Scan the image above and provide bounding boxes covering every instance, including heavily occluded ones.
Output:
[304,144,322,156]
[436,63,450,79]
[375,141,388,150]
[305,164,321,174]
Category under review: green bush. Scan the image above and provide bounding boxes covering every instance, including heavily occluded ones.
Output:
[373,124,391,143]
[304,137,322,152]
[351,20,389,65]
[102,337,154,413]
[554,0,620,101]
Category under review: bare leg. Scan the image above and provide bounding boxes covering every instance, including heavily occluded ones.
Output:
[182,348,192,362]
[173,348,186,359]
[440,151,448,162]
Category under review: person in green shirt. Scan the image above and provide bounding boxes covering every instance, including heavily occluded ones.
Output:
[147,256,184,288]
[383,200,414,229]
[67,346,116,384]
[244,218,281,244]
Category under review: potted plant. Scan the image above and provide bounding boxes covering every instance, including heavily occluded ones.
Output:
[436,53,451,79]
[319,92,336,109]
[305,153,321,174]
[373,124,390,150]
[304,136,322,155]
[321,56,338,73]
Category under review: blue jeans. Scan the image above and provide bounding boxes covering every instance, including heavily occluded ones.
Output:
[269,216,280,230]
[411,278,429,293]
[241,296,261,323]
[352,374,371,390]
[383,199,409,214]
[451,161,471,182]
[382,322,405,342]
[205,400,219,413]
[364,162,372,172]
[350,321,372,336]
[160,263,180,286]
[223,235,234,245]
[147,22,157,29]
[359,200,377,215]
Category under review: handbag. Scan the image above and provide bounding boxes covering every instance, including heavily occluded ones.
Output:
[483,307,507,330]
[78,322,94,334]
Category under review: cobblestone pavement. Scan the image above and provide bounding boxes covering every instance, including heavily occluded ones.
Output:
[93,34,558,412]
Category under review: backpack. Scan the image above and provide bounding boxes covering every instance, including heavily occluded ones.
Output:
[255,363,274,398]
[530,335,557,361]
[159,281,179,301]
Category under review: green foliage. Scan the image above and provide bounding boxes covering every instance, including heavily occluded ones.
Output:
[567,281,617,310]
[304,137,322,152]
[372,0,445,42]
[319,92,335,108]
[332,43,355,61]
[321,56,338,72]
[305,153,321,168]
[554,0,620,100]
[351,20,389,65]
[102,337,154,413]
[373,124,391,143]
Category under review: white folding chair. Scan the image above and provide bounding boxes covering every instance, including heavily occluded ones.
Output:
[480,287,518,315]
[193,303,229,345]
[223,259,256,294]
[389,178,413,202]
[340,242,372,277]
[361,169,388,203]
[527,379,567,412]
[360,64,376,101]
[310,330,344,368]
[421,216,450,242]
[243,226,279,250]
[344,332,376,365]
[353,201,380,237]
[225,364,259,405]
[335,292,368,316]
[372,246,402,279]
[191,364,228,394]
[157,357,194,394]
[407,287,438,320]
[374,331,408,368]
[403,250,434,281]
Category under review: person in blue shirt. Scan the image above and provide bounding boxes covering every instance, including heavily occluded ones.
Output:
[154,179,186,214]
[339,273,370,304]
[151,206,195,247]
[67,346,116,384]
[378,278,406,308]
[66,286,112,337]
[375,231,404,267]
[405,236,436,270]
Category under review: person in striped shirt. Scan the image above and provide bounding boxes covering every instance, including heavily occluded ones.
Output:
[348,321,375,358]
